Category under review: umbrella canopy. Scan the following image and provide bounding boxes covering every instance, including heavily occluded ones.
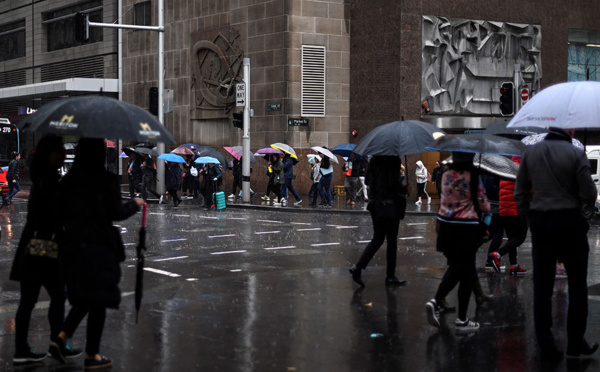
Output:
[271,143,298,159]
[425,133,526,156]
[119,152,128,158]
[312,146,339,164]
[354,120,446,156]
[508,81,600,130]
[224,146,241,160]
[195,146,227,168]
[18,96,176,144]
[443,154,519,180]
[484,121,547,139]
[256,147,283,155]
[104,139,117,148]
[195,156,220,164]
[180,143,201,150]
[521,133,585,150]
[158,153,186,163]
[171,146,195,156]
[307,154,322,165]
[135,202,148,323]
[331,143,357,158]
[225,146,257,163]
[134,147,159,157]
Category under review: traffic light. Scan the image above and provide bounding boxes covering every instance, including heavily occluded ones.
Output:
[74,12,90,43]
[149,87,158,115]
[233,112,243,128]
[499,82,514,116]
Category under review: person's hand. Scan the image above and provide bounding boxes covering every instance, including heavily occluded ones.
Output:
[213,177,218,181]
[12,179,16,183]
[133,198,145,208]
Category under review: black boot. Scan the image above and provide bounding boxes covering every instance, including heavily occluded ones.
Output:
[349,265,364,287]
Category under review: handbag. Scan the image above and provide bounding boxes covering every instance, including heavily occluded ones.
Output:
[28,233,59,259]
[343,169,352,176]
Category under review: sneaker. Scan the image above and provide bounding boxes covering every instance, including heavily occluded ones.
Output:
[64,342,83,359]
[425,299,440,328]
[294,199,303,205]
[261,195,270,201]
[13,348,47,364]
[415,200,422,205]
[510,264,527,275]
[484,263,495,272]
[158,195,164,204]
[228,194,235,199]
[273,202,281,206]
[489,252,501,273]
[427,197,432,204]
[455,317,480,332]
[84,355,112,370]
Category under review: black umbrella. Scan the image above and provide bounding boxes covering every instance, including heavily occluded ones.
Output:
[135,203,148,323]
[195,146,228,169]
[353,120,447,156]
[134,147,159,157]
[484,121,547,139]
[425,133,526,156]
[18,96,176,144]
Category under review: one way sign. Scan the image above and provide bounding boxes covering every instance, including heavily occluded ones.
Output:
[236,83,246,107]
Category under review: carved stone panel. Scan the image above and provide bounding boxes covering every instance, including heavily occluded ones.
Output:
[190,27,244,119]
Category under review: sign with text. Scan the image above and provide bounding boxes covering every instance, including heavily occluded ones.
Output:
[267,103,281,111]
[288,118,309,126]
[236,83,246,107]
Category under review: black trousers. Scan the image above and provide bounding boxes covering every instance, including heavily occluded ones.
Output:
[530,210,590,351]
[356,213,401,277]
[63,305,106,355]
[497,215,528,265]
[128,178,141,199]
[15,276,65,352]
[232,175,242,195]
[167,188,180,204]
[486,214,505,258]
[141,176,160,201]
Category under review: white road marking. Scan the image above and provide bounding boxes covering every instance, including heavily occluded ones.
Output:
[186,278,199,281]
[153,256,189,262]
[264,246,296,251]
[124,243,136,246]
[290,222,312,225]
[209,234,236,238]
[399,236,423,240]
[199,216,218,219]
[336,226,358,229]
[255,231,280,235]
[256,219,283,224]
[311,242,340,247]
[297,228,321,231]
[407,223,429,226]
[173,214,191,217]
[150,212,165,215]
[211,250,247,255]
[230,269,242,272]
[144,267,181,277]
[161,238,188,243]
[229,217,247,220]
[356,240,370,243]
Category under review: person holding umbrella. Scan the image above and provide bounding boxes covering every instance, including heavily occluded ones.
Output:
[318,150,334,207]
[165,161,183,206]
[49,138,144,369]
[140,153,162,202]
[281,154,302,205]
[127,151,143,200]
[270,154,285,206]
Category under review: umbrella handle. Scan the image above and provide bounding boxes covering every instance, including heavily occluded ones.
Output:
[142,202,147,228]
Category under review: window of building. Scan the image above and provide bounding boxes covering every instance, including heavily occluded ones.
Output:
[134,1,152,26]
[0,20,26,62]
[44,0,103,52]
[301,45,326,117]
[568,29,600,81]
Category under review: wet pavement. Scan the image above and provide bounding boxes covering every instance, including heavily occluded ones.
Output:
[0,191,600,371]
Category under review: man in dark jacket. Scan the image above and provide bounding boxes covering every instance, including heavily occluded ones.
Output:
[127,153,142,200]
[344,153,360,205]
[515,127,598,358]
[281,155,302,205]
[165,161,182,206]
[6,151,21,204]
[140,153,161,202]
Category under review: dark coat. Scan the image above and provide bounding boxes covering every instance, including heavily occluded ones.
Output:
[10,168,61,282]
[283,156,294,179]
[59,169,139,309]
[272,159,285,185]
[165,163,182,190]
[7,158,19,181]
[141,156,157,179]
[129,157,142,182]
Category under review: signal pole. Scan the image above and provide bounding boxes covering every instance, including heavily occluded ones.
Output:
[242,59,251,203]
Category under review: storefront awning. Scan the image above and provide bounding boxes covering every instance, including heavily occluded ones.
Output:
[0,78,118,101]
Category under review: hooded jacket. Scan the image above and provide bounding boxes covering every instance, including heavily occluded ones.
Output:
[415,161,428,183]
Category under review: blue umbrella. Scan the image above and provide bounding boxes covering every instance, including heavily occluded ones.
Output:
[159,153,186,163]
[194,156,220,164]
[331,143,357,158]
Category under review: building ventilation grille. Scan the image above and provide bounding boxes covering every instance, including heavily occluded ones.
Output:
[41,56,105,82]
[301,45,326,117]
[0,69,26,89]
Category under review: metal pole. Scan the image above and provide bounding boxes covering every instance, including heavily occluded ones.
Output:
[156,0,165,195]
[513,64,521,114]
[117,0,123,178]
[242,58,251,203]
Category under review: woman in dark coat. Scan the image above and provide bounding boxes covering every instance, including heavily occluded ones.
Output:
[5,150,21,204]
[165,161,183,206]
[49,138,143,370]
[10,135,70,365]
[349,156,408,286]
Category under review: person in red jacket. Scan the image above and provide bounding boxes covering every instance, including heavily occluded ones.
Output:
[489,156,528,275]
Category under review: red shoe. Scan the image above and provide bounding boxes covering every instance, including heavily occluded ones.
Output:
[489,252,501,273]
[510,264,527,275]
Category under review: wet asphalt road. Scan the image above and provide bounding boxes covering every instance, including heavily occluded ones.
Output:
[1,196,600,371]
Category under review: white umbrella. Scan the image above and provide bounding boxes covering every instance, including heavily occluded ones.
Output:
[312,146,339,163]
[508,81,600,130]
[270,143,298,159]
[521,133,584,150]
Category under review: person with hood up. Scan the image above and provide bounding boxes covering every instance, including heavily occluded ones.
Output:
[165,161,183,206]
[415,160,431,205]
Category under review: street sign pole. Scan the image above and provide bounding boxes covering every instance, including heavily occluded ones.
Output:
[242,59,251,203]
[156,0,165,194]
[513,64,521,114]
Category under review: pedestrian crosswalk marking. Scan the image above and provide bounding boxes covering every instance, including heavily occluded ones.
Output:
[255,231,281,235]
[256,219,283,223]
[161,238,187,243]
[209,234,237,238]
[210,250,247,255]
[311,242,340,247]
[407,223,428,226]
[144,267,181,277]
[290,222,312,225]
[399,236,423,240]
[264,246,296,250]
[153,256,188,262]
[297,228,321,231]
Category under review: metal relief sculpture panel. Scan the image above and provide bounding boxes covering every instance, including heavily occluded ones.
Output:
[422,16,542,116]
[190,27,243,119]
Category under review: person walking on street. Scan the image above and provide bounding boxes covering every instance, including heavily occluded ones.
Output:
[482,174,505,272]
[51,138,143,370]
[355,156,369,202]
[349,156,408,287]
[165,161,183,206]
[489,156,528,275]
[281,154,302,205]
[308,156,322,207]
[271,154,285,206]
[515,127,598,358]
[432,161,444,199]
[203,163,222,208]
[6,151,21,204]
[127,152,142,200]
[343,153,360,205]
[229,158,242,199]
[140,153,161,202]
[318,152,333,207]
[10,136,82,365]
[415,160,430,205]
[425,152,491,333]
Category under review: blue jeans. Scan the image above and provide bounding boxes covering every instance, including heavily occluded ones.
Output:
[318,173,333,205]
[7,180,20,200]
[281,178,301,201]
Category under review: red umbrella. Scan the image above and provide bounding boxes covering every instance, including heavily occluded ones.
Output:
[171,146,195,156]
[224,146,241,160]
[104,139,116,148]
